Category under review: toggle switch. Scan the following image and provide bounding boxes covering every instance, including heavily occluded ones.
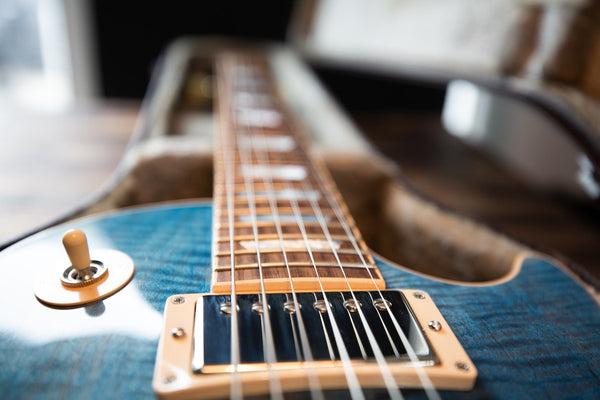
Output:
[60,229,108,287]
[34,228,135,308]
[63,229,91,276]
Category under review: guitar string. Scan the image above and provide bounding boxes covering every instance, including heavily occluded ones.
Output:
[216,57,242,400]
[299,180,405,400]
[239,56,325,400]
[284,293,302,359]
[276,76,442,400]
[310,164,442,400]
[266,74,426,399]
[255,64,391,399]
[249,129,325,400]
[229,51,440,400]
[263,72,403,399]
[245,56,378,400]
[286,188,366,400]
[231,55,284,400]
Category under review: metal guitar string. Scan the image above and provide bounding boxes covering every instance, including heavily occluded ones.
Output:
[250,132,326,400]
[286,189,366,400]
[268,68,399,400]
[216,58,242,400]
[239,60,325,400]
[231,56,283,400]
[240,54,368,400]
[299,180,405,400]
[276,78,441,398]
[309,158,442,400]
[268,73,404,399]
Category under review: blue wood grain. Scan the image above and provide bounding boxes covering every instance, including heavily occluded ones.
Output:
[0,203,598,399]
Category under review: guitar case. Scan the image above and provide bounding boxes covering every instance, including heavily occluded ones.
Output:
[3,1,598,295]
[31,36,592,299]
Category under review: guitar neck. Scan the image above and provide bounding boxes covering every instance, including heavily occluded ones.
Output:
[210,52,384,294]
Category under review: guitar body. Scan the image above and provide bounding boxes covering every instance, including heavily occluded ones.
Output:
[1,202,598,399]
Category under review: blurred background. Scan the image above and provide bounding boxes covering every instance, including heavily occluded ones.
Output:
[1,0,599,282]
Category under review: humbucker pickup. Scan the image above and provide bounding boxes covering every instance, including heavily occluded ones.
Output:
[153,290,476,399]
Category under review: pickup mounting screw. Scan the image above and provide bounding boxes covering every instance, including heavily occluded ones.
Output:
[455,362,470,372]
[252,301,270,315]
[171,327,185,338]
[172,296,185,304]
[313,299,329,313]
[373,298,392,311]
[343,299,361,312]
[413,292,426,300]
[163,375,176,384]
[283,300,301,314]
[428,320,442,331]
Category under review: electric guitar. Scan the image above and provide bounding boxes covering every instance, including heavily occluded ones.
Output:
[0,46,599,400]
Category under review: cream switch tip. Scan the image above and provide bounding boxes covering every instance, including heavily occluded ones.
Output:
[62,229,91,271]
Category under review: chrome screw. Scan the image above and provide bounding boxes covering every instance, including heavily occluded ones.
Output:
[220,302,231,315]
[428,320,442,331]
[163,375,176,384]
[252,301,270,315]
[171,327,185,338]
[283,300,301,314]
[313,299,329,313]
[413,292,426,300]
[172,296,185,304]
[372,298,392,311]
[455,362,470,372]
[343,299,361,313]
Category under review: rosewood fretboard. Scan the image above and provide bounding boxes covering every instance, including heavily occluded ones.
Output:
[211,52,384,294]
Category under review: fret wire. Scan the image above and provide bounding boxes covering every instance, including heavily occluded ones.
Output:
[212,263,378,272]
[215,248,371,257]
[216,234,351,243]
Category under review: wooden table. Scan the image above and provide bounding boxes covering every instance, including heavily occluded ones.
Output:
[0,101,138,244]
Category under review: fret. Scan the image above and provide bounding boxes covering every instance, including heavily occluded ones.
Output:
[211,52,384,293]
[235,107,282,128]
[233,154,310,165]
[231,199,329,210]
[237,134,296,152]
[215,181,323,193]
[218,218,340,230]
[213,266,384,291]
[218,206,336,220]
[216,238,362,252]
[213,262,378,272]
[215,251,368,268]
[215,248,370,257]
[234,91,274,108]
[225,179,323,190]
[216,233,351,243]
[217,223,348,238]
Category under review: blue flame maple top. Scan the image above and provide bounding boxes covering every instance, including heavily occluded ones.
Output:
[0,202,598,399]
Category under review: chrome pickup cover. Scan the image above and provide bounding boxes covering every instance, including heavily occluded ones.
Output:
[153,289,477,399]
[193,291,432,373]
